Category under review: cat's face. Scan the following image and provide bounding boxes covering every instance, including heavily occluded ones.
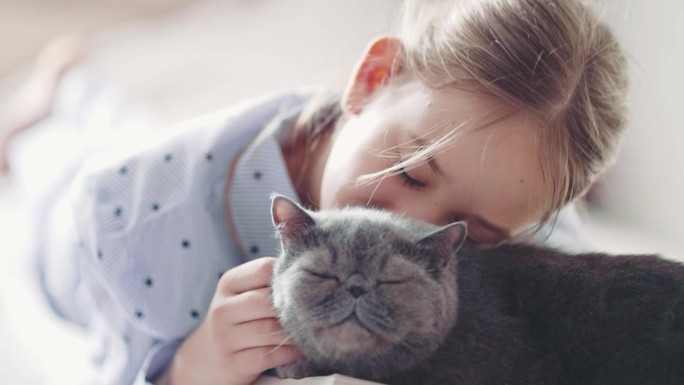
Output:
[270,195,466,379]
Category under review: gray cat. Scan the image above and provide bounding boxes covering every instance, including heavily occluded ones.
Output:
[269,194,684,385]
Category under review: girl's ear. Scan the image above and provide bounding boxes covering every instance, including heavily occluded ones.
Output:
[341,35,404,115]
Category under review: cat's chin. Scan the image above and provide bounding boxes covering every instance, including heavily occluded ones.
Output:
[315,316,384,355]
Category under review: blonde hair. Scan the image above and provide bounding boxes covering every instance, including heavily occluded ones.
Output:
[294,0,628,231]
[367,0,629,229]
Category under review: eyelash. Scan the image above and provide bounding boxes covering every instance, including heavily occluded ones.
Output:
[398,167,427,189]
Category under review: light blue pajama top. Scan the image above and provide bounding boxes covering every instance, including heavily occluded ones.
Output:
[15,69,590,385]
[71,91,309,385]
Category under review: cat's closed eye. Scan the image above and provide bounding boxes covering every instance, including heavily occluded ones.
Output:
[303,268,340,282]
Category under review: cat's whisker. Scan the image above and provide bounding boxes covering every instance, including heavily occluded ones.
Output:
[277,314,321,343]
[313,292,337,309]
[357,300,396,332]
[266,340,293,356]
[261,329,288,338]
[309,295,355,325]
[361,311,395,333]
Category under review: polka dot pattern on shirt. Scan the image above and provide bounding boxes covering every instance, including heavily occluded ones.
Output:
[90,146,238,328]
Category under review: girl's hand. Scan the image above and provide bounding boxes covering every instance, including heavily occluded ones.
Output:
[161,257,298,385]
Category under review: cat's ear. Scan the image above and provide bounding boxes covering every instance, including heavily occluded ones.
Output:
[418,222,468,250]
[271,193,315,243]
[417,222,467,268]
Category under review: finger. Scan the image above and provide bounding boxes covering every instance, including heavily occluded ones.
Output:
[218,257,276,296]
[215,287,278,324]
[232,345,300,377]
[229,318,295,353]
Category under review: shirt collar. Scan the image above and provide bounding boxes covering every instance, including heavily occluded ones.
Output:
[228,108,302,259]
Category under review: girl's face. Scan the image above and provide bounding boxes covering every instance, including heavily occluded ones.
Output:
[316,82,548,246]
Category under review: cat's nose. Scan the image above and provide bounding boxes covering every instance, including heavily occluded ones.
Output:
[346,284,368,298]
[344,273,370,298]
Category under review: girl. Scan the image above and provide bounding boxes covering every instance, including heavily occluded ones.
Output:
[0,0,628,384]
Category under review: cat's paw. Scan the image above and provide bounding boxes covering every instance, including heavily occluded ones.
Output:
[276,362,310,379]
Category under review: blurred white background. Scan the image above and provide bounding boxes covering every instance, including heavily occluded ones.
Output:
[587,0,684,257]
[0,0,682,384]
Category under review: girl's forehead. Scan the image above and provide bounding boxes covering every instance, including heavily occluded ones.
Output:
[380,82,517,140]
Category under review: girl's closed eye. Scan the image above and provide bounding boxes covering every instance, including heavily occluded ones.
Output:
[399,167,426,189]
